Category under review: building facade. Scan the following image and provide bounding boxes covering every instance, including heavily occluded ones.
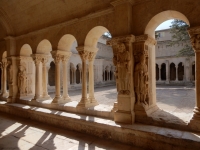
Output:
[155,29,195,85]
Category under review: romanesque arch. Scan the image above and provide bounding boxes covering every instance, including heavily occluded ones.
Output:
[178,62,184,81]
[161,63,166,80]
[170,63,176,81]
[18,44,34,97]
[156,64,159,81]
[48,61,55,86]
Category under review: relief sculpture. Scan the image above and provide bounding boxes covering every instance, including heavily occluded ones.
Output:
[113,43,130,95]
[18,65,28,95]
[134,53,149,105]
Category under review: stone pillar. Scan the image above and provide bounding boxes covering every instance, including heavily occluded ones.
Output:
[74,68,76,84]
[51,53,62,103]
[76,47,90,107]
[88,52,98,105]
[0,61,8,97]
[107,35,135,124]
[132,34,158,124]
[32,56,42,100]
[188,27,200,131]
[165,60,169,84]
[62,54,71,102]
[42,57,50,99]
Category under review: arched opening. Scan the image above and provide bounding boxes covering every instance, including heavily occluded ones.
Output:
[170,63,176,81]
[70,63,75,85]
[156,64,159,81]
[161,63,166,80]
[20,44,32,56]
[76,64,81,84]
[76,26,116,107]
[144,11,194,124]
[178,62,184,81]
[48,61,55,86]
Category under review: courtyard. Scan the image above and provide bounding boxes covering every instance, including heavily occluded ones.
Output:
[53,85,195,123]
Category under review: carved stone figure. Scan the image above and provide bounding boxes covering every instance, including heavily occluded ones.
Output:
[18,65,27,95]
[114,43,130,95]
[134,54,149,105]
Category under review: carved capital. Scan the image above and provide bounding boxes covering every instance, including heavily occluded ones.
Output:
[34,57,42,65]
[188,26,200,52]
[88,52,96,62]
[78,50,90,61]
[62,52,72,63]
[52,54,62,64]
[190,34,200,52]
[107,34,135,46]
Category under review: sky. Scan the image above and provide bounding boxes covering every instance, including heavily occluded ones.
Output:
[155,19,174,31]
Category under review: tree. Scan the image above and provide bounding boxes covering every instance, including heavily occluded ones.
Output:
[170,19,194,56]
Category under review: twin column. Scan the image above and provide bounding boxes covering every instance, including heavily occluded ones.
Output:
[32,54,50,101]
[76,47,98,108]
[51,50,71,103]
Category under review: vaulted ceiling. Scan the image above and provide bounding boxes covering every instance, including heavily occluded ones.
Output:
[0,0,113,40]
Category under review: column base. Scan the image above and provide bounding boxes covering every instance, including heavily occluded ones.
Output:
[62,96,71,103]
[51,96,64,103]
[188,107,200,131]
[88,97,99,106]
[77,98,97,108]
[114,110,133,124]
[0,92,9,98]
[112,102,118,112]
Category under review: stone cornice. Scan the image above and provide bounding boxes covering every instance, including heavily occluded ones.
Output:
[135,34,157,45]
[107,34,135,46]
[110,0,135,6]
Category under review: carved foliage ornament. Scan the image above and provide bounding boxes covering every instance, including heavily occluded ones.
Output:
[78,51,90,61]
[190,34,200,51]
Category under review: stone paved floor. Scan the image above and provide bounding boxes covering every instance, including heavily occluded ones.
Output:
[53,85,195,123]
[0,113,142,150]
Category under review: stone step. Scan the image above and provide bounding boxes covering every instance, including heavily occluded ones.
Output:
[0,101,200,150]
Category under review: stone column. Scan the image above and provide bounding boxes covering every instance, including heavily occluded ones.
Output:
[32,56,42,100]
[62,54,71,102]
[1,61,8,97]
[51,53,62,103]
[42,57,51,99]
[188,27,200,131]
[88,52,98,105]
[165,60,169,84]
[76,47,90,107]
[107,35,135,124]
